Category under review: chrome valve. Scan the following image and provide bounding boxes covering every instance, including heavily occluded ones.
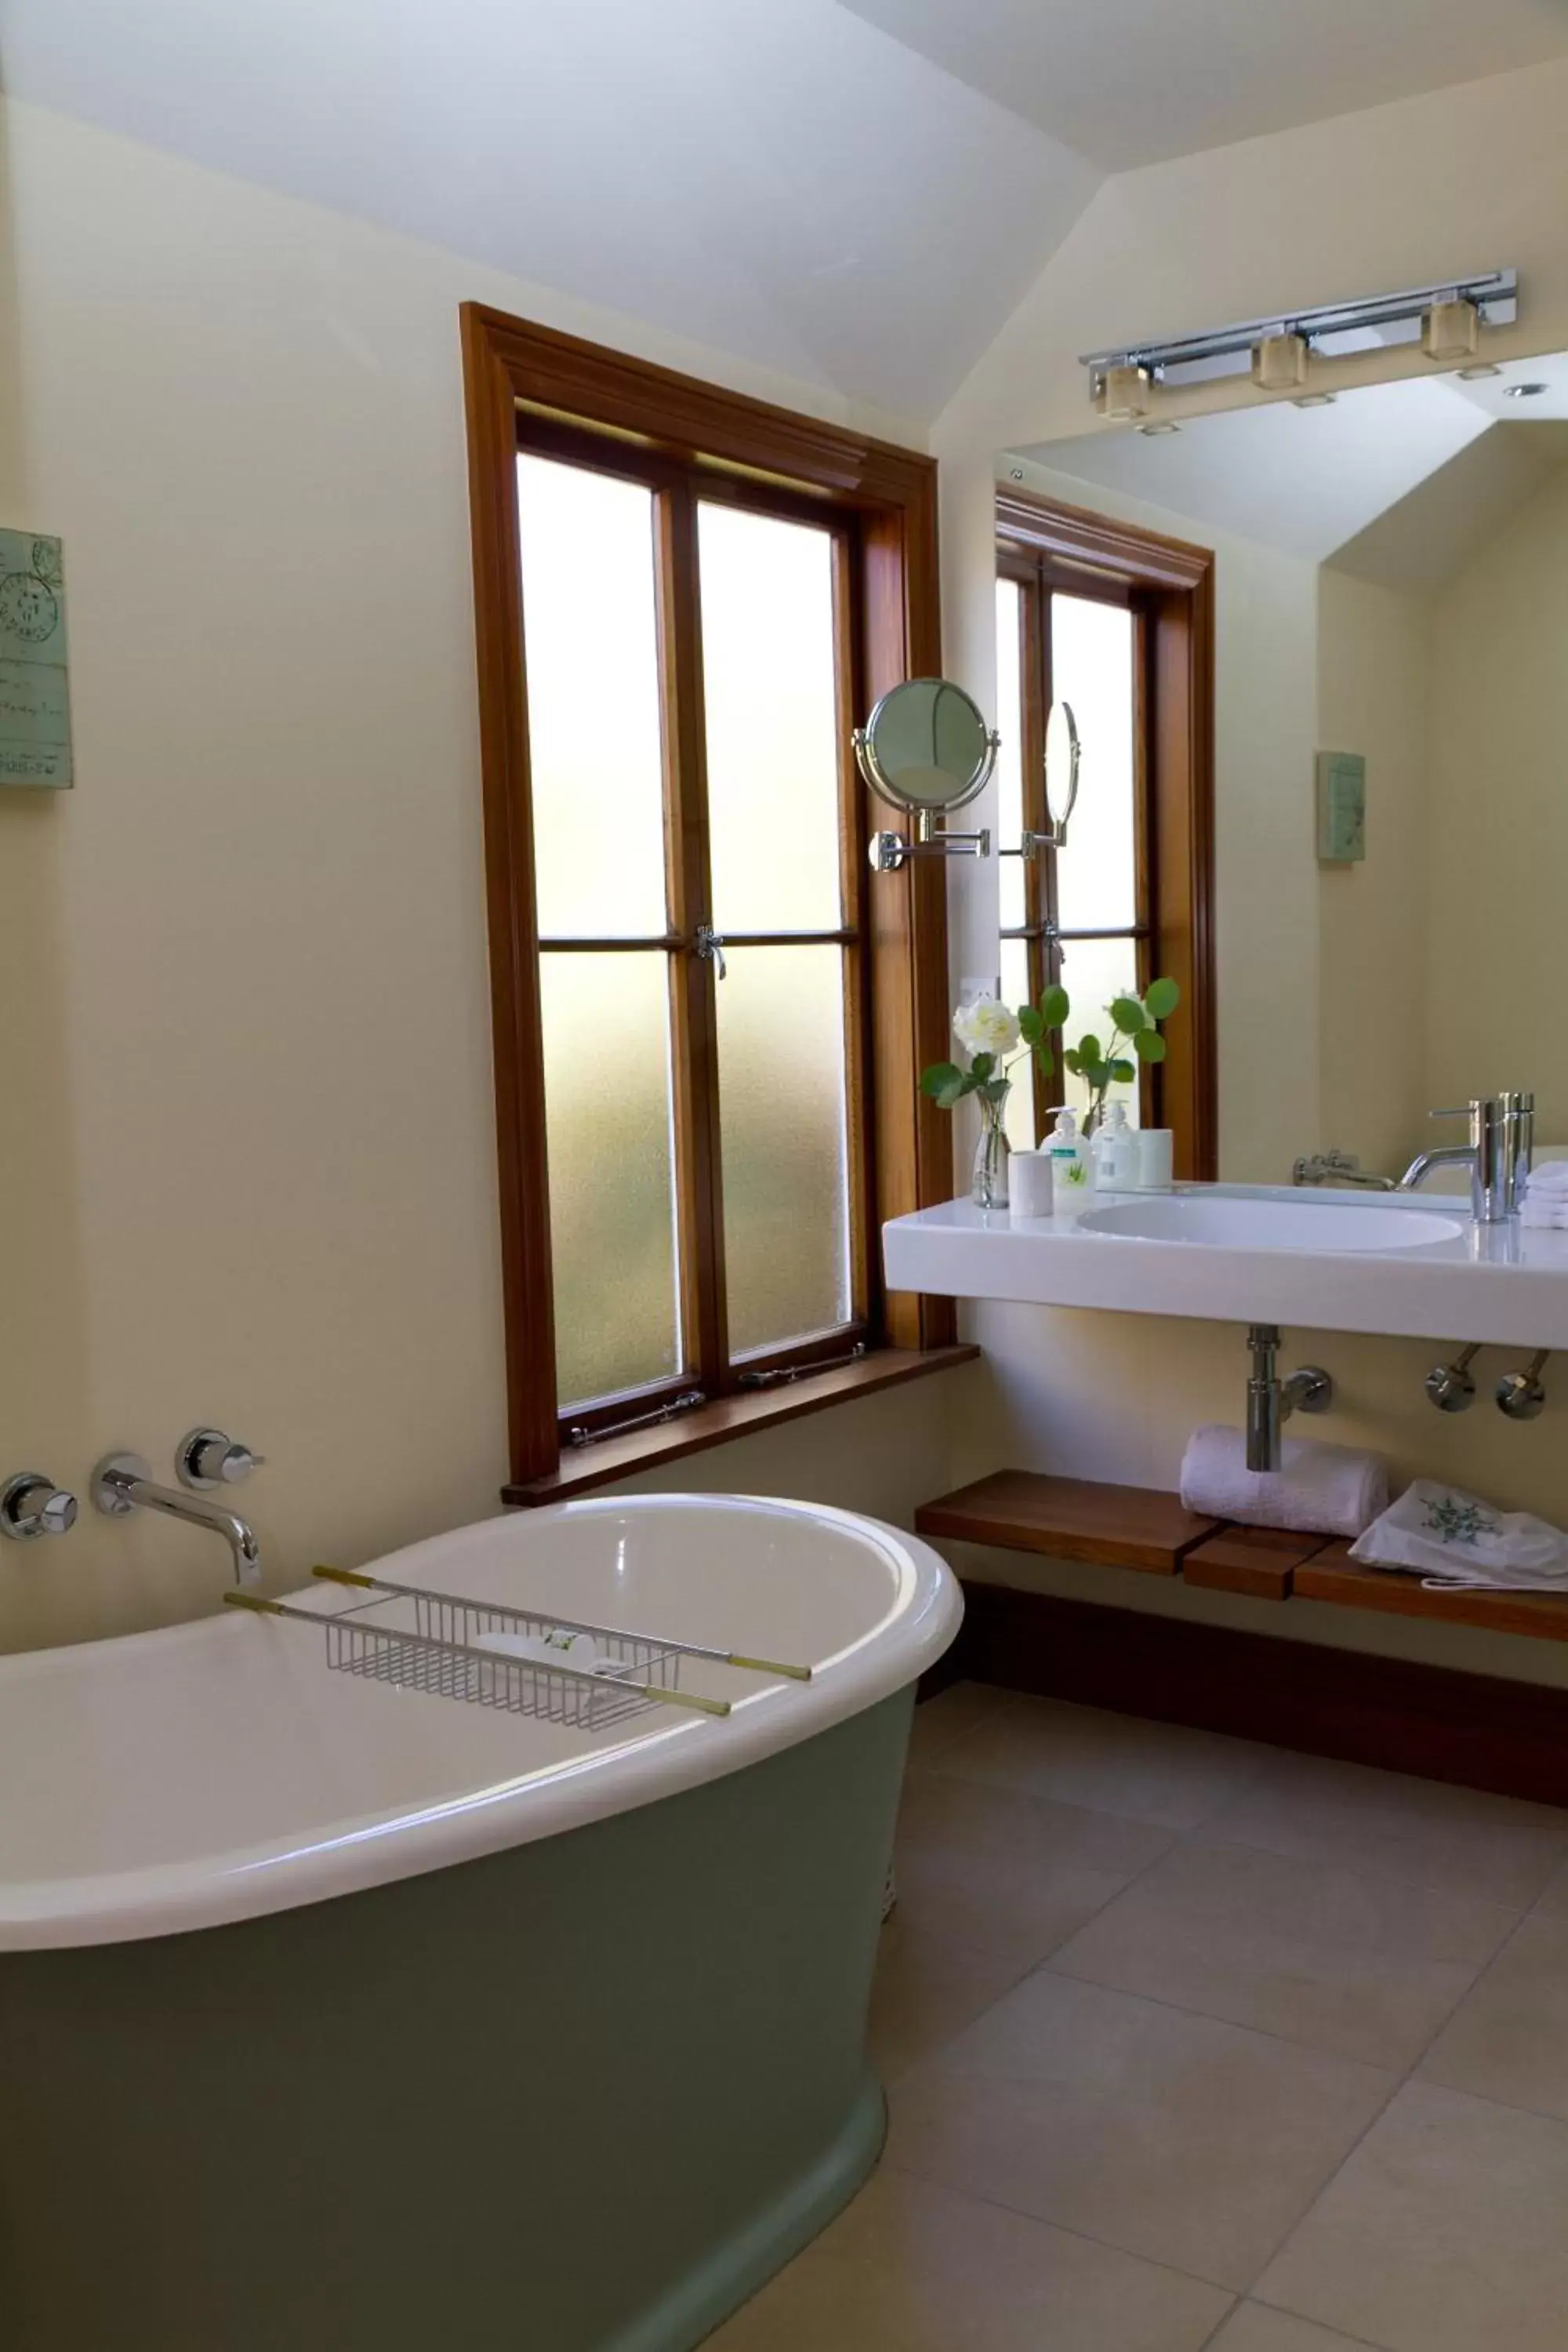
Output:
[0,1472,79,1542]
[177,1428,264,1490]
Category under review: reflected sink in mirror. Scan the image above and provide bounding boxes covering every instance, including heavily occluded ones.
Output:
[1079,1195,1466,1253]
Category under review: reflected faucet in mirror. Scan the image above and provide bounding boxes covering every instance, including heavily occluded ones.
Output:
[1297,1094,1534,1226]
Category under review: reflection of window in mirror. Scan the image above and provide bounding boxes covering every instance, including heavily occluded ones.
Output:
[996,494,1218,1177]
[463,309,956,1490]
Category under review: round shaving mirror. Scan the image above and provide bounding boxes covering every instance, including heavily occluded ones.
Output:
[855,678,996,815]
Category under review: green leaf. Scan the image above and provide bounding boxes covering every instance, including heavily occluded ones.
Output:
[920,1062,964,1099]
[1109,995,1148,1034]
[970,1051,996,1082]
[1110,1058,1135,1083]
[1018,1006,1044,1046]
[1134,1029,1167,1063]
[1064,1048,1083,1076]
[1039,984,1070,1029]
[1076,1033,1102,1067]
[1030,1040,1056,1078]
[1145,976,1181,1022]
[980,1077,1011,1106]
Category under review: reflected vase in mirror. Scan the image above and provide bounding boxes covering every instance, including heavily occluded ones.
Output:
[972,1091,1011,1210]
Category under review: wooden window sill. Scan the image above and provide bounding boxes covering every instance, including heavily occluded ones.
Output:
[503,1345,981,1507]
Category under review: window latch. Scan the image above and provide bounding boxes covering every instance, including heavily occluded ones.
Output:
[694,925,727,981]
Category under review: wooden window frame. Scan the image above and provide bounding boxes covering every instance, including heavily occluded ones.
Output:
[461,305,962,1495]
[996,488,1218,1181]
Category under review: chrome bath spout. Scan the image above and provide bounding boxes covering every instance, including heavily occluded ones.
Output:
[92,1454,263,1587]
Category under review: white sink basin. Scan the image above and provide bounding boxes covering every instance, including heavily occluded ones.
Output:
[1079,1195,1466,1253]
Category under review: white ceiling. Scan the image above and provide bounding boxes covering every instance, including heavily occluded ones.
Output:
[5,1,1567,422]
[0,0,1099,420]
[1018,354,1568,589]
[840,0,1568,169]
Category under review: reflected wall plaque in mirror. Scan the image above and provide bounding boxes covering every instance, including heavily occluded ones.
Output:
[852,677,996,873]
[1008,343,1568,1186]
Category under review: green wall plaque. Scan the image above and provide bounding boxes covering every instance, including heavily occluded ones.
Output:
[1316,749,1365,863]
[0,531,71,789]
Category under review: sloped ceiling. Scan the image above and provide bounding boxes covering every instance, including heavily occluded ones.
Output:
[0,0,1101,421]
[840,0,1568,169]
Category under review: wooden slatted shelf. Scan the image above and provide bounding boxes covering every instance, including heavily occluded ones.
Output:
[915,1472,1219,1577]
[1296,1544,1568,1644]
[916,1470,1568,1645]
[1183,1524,1328,1602]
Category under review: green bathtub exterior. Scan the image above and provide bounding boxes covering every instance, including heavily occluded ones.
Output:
[0,1686,913,2351]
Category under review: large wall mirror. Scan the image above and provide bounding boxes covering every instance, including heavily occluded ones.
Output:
[1005,353,1568,1188]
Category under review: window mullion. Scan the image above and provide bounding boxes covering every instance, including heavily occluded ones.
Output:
[655,477,731,1396]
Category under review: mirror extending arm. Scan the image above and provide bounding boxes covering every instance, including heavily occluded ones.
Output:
[868,821,992,873]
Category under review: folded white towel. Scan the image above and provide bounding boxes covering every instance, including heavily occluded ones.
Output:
[1521,1198,1568,1229]
[1179,1425,1389,1540]
[1352,1479,1568,1592]
[1528,1163,1568,1191]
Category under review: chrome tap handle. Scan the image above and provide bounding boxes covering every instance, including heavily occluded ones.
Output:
[0,1472,78,1541]
[177,1428,265,1490]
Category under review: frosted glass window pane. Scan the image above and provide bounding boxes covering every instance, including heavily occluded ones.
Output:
[1000,937,1037,1152]
[1053,596,1137,932]
[717,946,851,1357]
[517,456,669,938]
[699,504,843,934]
[1058,936,1142,1130]
[541,953,681,1406]
[996,579,1027,931]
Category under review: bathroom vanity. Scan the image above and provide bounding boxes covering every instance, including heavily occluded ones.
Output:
[884,1181,1568,1350]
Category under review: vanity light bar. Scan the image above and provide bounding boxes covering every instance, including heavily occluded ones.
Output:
[1082,269,1518,411]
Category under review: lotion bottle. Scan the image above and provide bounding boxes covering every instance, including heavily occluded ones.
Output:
[1046,1105,1092,1196]
[1093,1102,1135,1191]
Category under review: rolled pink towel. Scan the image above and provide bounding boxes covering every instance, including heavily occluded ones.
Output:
[1179,1425,1389,1540]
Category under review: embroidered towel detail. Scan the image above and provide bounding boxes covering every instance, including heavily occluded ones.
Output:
[1351,1479,1568,1590]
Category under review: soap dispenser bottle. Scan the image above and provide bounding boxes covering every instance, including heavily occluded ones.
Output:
[1093,1102,1135,1191]
[1046,1105,1092,1196]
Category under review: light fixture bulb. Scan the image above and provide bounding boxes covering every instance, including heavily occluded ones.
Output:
[1422,297,1480,362]
[1098,363,1152,421]
[1457,363,1502,380]
[1137,422,1181,437]
[1504,383,1549,400]
[1292,393,1337,409]
[1252,332,1309,392]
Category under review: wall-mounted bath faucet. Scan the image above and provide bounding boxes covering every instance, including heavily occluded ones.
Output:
[1246,1324,1333,1472]
[0,1472,78,1542]
[176,1427,263,1490]
[92,1449,263,1587]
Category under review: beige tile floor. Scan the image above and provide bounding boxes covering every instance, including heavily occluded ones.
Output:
[706,1682,1568,2350]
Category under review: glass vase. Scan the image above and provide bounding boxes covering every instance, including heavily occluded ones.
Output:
[971,1090,1011,1210]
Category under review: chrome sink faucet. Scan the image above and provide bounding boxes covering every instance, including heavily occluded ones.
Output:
[1399,1093,1534,1225]
[91,1435,263,1587]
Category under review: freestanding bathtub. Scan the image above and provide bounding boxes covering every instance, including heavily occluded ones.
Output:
[0,1493,960,2352]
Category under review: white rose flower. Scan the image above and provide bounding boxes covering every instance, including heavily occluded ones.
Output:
[953,996,1020,1060]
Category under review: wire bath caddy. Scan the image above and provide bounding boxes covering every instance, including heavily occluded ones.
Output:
[226,1564,814,1730]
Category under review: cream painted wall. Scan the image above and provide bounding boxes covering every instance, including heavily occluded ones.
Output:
[932,59,1568,1687]
[1315,568,1432,1174]
[1428,463,1568,1140]
[0,97,948,1653]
